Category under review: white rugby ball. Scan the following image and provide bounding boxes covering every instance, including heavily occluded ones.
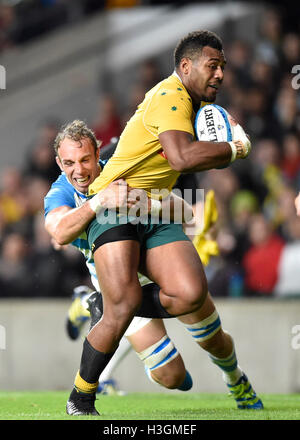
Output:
[195,104,234,142]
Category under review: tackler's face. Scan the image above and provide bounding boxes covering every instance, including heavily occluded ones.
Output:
[56,137,100,194]
[183,46,226,105]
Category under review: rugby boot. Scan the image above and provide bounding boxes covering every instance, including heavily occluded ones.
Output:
[66,388,99,416]
[226,373,264,409]
[66,286,93,340]
[86,291,103,331]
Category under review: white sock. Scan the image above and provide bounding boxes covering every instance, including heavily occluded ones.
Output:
[222,367,243,386]
[81,291,94,310]
[209,348,243,385]
[99,337,131,382]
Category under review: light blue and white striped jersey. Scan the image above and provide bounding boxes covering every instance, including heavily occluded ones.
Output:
[44,159,106,290]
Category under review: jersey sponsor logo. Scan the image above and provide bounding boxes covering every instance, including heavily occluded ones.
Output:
[204,107,218,142]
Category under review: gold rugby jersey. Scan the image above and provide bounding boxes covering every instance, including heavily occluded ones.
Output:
[89,73,196,198]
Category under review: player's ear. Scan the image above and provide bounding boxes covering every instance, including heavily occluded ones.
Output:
[95,146,101,162]
[180,57,192,75]
[56,154,63,171]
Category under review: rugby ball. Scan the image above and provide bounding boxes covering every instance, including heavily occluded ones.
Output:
[195,104,234,142]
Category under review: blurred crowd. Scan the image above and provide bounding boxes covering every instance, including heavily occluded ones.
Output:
[205,8,300,298]
[0,5,300,299]
[0,0,179,53]
[0,0,119,53]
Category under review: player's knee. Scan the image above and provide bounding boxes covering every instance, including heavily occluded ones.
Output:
[111,297,142,325]
[151,364,186,389]
[101,296,142,337]
[105,284,142,318]
[178,280,208,313]
[161,278,208,315]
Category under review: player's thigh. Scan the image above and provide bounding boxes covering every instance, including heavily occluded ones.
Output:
[88,217,142,296]
[88,216,141,282]
[93,239,141,306]
[144,240,207,298]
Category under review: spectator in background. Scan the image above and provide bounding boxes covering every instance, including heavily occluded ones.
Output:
[281,33,300,73]
[138,58,163,91]
[218,67,243,112]
[248,138,281,212]
[23,119,61,183]
[208,253,245,299]
[225,40,252,89]
[11,0,69,45]
[25,176,50,215]
[121,83,147,129]
[199,167,240,226]
[0,4,16,52]
[206,191,258,298]
[92,94,122,147]
[29,212,89,297]
[274,215,300,297]
[0,232,33,297]
[229,190,259,261]
[255,7,282,68]
[280,132,300,185]
[0,209,6,244]
[275,185,298,240]
[121,58,163,127]
[0,167,27,227]
[244,86,280,140]
[242,213,285,296]
[275,86,299,133]
[249,59,277,104]
[19,176,52,240]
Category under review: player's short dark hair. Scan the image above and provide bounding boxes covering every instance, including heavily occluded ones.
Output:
[53,120,101,155]
[174,30,223,68]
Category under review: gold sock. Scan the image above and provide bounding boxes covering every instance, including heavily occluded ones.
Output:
[74,370,98,394]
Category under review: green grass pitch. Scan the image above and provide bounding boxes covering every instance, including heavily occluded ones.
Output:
[0,391,300,420]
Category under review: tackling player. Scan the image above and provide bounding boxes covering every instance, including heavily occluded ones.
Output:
[44,120,196,413]
[64,30,262,415]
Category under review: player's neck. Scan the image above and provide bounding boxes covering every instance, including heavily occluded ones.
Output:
[173,70,182,83]
[173,69,199,111]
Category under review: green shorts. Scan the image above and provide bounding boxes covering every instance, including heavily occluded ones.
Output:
[87,212,190,254]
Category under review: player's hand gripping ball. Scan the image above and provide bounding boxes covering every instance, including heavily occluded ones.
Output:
[194,104,251,162]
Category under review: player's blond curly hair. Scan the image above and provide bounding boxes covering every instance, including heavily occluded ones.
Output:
[53,119,101,154]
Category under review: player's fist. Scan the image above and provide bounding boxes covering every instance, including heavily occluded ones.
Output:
[231,123,251,159]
